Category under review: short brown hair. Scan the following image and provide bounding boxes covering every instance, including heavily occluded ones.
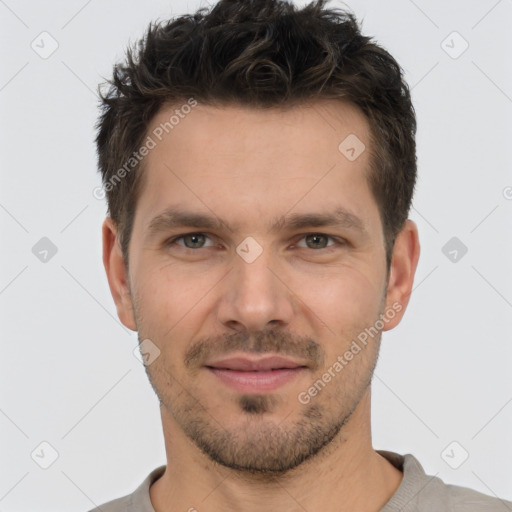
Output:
[95,0,417,268]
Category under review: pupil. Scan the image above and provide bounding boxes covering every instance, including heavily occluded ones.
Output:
[187,234,203,248]
[309,234,325,248]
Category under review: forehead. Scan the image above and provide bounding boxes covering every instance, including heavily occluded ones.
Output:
[147,98,370,161]
[134,99,377,233]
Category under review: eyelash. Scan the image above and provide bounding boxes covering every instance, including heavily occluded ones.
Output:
[165,232,345,252]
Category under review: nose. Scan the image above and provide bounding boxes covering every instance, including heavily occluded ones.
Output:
[215,243,295,333]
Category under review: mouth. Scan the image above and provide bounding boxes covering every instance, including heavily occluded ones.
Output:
[205,355,309,393]
[205,355,308,371]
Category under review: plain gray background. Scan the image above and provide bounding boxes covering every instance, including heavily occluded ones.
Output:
[1,0,511,510]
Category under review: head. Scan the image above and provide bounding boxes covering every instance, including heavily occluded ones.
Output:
[99,0,420,475]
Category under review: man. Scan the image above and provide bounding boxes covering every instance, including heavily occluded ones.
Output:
[92,0,511,510]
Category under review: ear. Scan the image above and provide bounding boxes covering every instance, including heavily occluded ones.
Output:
[383,220,420,330]
[102,217,137,331]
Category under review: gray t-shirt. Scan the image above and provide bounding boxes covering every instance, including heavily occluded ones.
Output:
[89,450,512,511]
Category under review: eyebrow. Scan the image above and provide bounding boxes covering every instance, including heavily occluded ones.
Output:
[145,206,367,239]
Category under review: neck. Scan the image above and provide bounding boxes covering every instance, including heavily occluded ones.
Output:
[150,387,402,512]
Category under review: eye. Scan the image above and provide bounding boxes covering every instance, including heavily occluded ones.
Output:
[165,232,344,252]
[168,232,215,249]
[295,233,339,250]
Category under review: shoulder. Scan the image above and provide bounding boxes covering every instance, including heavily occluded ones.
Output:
[378,451,512,512]
[84,465,166,512]
[404,454,512,512]
[445,482,512,512]
[87,494,131,512]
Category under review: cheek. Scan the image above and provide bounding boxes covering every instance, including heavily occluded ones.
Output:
[133,263,218,343]
[299,266,385,331]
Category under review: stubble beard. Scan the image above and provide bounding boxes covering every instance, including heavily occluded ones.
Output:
[139,330,380,477]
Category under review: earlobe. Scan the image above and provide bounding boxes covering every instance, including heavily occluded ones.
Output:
[102,217,137,331]
[383,220,420,331]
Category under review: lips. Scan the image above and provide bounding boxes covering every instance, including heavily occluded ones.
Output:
[205,355,307,372]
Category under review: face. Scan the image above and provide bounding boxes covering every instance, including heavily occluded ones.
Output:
[103,99,419,475]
